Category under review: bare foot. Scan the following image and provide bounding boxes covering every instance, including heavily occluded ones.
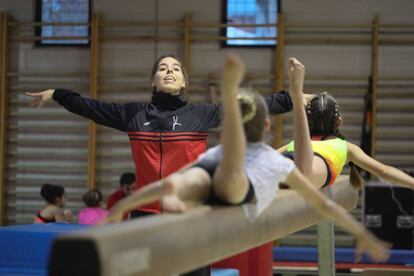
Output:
[160,176,188,212]
[162,194,188,212]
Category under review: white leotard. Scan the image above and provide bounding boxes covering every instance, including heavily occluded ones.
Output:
[198,142,295,220]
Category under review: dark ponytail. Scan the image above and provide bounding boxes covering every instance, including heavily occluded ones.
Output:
[349,162,364,189]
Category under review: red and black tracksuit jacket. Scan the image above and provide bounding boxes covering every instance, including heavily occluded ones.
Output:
[53,89,292,213]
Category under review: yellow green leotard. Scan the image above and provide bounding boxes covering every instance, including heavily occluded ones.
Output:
[286,138,348,186]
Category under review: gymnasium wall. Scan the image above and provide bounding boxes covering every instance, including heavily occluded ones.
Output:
[0,0,413,239]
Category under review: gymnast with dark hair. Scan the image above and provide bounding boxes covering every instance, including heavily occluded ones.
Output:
[34,183,72,223]
[78,188,109,225]
[279,57,414,191]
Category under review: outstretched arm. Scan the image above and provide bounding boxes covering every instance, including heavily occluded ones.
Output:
[265,89,313,115]
[286,168,390,262]
[26,88,141,132]
[212,54,249,204]
[265,91,293,115]
[347,142,414,189]
[288,58,314,177]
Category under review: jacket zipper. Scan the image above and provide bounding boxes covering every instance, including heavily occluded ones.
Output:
[159,132,163,180]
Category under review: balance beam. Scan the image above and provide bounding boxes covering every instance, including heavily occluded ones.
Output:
[49,176,358,276]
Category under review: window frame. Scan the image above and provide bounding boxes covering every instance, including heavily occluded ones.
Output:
[220,0,281,48]
[35,0,92,47]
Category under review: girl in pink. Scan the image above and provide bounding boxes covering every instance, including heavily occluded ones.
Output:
[78,189,109,225]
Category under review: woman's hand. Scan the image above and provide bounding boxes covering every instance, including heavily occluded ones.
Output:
[25,89,55,108]
[355,230,391,263]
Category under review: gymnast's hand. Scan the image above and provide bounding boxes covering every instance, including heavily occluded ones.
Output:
[25,89,55,108]
[63,209,73,222]
[355,230,391,263]
[221,53,245,91]
[288,57,305,101]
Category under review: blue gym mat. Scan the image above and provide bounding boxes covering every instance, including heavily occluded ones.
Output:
[273,246,414,265]
[0,223,87,275]
[0,223,239,275]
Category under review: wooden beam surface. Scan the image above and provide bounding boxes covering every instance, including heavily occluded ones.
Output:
[49,176,357,276]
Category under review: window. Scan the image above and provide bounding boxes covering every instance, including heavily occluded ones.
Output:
[35,0,91,46]
[222,0,280,47]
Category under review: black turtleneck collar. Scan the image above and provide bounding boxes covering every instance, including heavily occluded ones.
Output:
[151,91,187,110]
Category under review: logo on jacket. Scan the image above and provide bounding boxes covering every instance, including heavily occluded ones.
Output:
[172,116,182,130]
[144,121,151,126]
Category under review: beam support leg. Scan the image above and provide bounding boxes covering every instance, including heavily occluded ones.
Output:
[318,188,336,276]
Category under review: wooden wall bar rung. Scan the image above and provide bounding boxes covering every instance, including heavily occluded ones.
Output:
[380,23,414,29]
[380,38,414,44]
[190,35,277,41]
[99,72,149,78]
[286,23,371,29]
[192,22,277,28]
[9,86,88,92]
[8,22,90,27]
[287,37,414,45]
[100,21,182,28]
[10,36,90,41]
[7,72,89,78]
[101,35,180,42]
[286,37,372,44]
[380,76,414,81]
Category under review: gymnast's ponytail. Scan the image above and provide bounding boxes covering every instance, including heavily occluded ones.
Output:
[349,162,364,190]
[238,91,268,142]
